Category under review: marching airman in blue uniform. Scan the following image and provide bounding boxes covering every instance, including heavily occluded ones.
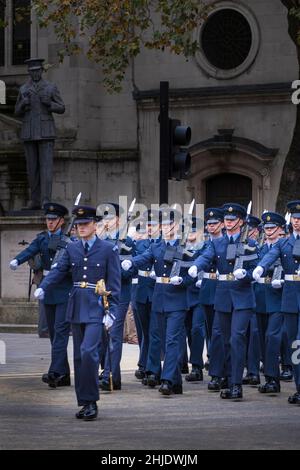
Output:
[242,215,261,386]
[200,208,226,391]
[254,211,286,394]
[184,217,206,382]
[10,202,72,388]
[97,203,134,391]
[189,203,259,400]
[122,208,191,395]
[133,210,160,381]
[130,221,147,378]
[253,200,300,405]
[35,205,121,420]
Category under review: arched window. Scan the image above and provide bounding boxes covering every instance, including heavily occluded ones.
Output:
[206,173,252,208]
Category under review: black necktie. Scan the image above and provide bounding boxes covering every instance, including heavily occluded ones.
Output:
[84,242,89,254]
[269,243,272,250]
[297,235,300,240]
[229,236,234,244]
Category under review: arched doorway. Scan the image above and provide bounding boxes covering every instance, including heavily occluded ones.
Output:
[206,173,252,208]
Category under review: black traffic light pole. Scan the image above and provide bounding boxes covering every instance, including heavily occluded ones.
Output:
[159,81,169,205]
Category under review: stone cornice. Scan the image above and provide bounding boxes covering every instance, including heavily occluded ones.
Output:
[133,82,293,109]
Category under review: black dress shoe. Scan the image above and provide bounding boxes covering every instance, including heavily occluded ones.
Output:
[181,363,189,374]
[220,385,243,400]
[248,374,260,386]
[280,366,293,382]
[99,379,121,391]
[76,405,88,419]
[135,368,145,380]
[185,367,203,382]
[208,376,221,391]
[172,383,183,394]
[288,392,300,404]
[57,375,71,387]
[159,380,173,396]
[48,373,71,388]
[220,377,229,390]
[258,378,280,394]
[42,373,49,384]
[147,374,160,388]
[142,376,149,386]
[242,373,260,386]
[83,402,98,421]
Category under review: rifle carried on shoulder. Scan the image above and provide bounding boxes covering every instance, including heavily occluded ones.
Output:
[118,198,136,261]
[163,200,200,277]
[229,201,258,270]
[272,211,289,281]
[50,192,82,267]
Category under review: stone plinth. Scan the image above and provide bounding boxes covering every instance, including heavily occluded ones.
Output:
[0,216,44,325]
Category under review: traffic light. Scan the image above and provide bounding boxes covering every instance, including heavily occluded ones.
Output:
[169,119,191,180]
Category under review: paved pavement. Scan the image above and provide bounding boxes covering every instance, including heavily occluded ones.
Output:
[0,333,300,450]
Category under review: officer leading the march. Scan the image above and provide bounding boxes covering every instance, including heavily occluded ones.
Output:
[9,202,72,388]
[35,205,121,420]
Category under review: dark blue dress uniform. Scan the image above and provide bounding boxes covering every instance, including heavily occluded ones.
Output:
[184,219,206,378]
[244,215,262,384]
[131,236,191,390]
[255,212,286,390]
[184,245,206,377]
[255,201,300,400]
[192,204,259,396]
[14,203,72,380]
[39,206,121,408]
[201,208,225,382]
[134,236,157,375]
[98,203,135,389]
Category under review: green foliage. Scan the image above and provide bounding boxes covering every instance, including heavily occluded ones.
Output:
[31,0,209,92]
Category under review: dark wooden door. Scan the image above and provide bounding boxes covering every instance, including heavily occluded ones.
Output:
[206,173,252,208]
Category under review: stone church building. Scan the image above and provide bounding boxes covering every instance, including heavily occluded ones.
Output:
[0,0,297,215]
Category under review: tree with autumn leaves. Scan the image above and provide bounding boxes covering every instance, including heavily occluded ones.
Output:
[32,0,209,92]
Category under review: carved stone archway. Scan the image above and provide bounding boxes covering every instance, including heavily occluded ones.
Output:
[187,129,278,215]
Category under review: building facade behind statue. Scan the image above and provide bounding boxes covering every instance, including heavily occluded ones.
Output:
[0,0,297,213]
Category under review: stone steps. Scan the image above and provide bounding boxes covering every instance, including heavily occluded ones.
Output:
[0,324,38,334]
[0,300,38,333]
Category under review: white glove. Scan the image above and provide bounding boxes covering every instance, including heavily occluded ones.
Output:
[233,269,247,280]
[188,265,198,278]
[149,270,156,280]
[9,259,19,270]
[196,280,202,288]
[121,259,132,271]
[271,279,284,289]
[34,288,45,300]
[253,266,264,281]
[170,276,183,285]
[103,313,115,330]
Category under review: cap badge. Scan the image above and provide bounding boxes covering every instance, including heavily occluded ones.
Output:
[228,207,233,212]
[78,209,84,215]
[209,211,213,217]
